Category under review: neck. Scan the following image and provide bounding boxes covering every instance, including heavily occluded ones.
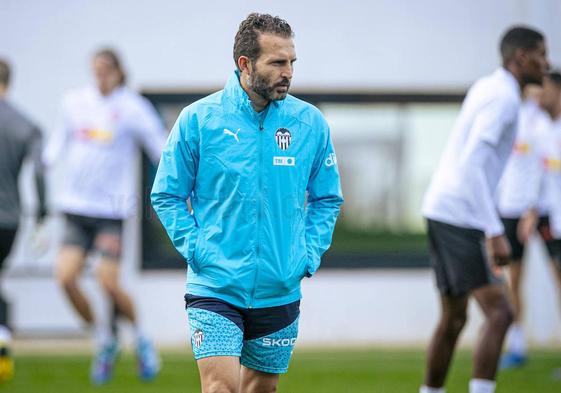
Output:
[0,85,6,99]
[99,85,119,97]
[239,73,269,112]
[504,64,525,90]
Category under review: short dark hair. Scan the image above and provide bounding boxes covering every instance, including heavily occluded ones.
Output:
[548,69,561,87]
[500,26,544,65]
[94,48,127,85]
[0,58,10,87]
[233,13,293,70]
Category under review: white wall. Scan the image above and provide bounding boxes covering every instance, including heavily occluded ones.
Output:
[2,0,561,348]
[2,0,560,133]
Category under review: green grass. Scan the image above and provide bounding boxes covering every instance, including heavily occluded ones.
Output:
[330,225,428,253]
[3,349,560,392]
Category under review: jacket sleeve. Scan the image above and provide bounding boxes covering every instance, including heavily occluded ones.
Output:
[150,109,200,267]
[305,116,344,276]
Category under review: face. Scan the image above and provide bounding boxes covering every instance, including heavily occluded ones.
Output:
[539,76,561,114]
[93,55,122,95]
[246,33,296,101]
[519,41,549,86]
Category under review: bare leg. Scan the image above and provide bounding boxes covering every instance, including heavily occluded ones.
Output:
[472,284,514,379]
[424,294,469,387]
[240,366,279,393]
[197,356,240,393]
[56,246,93,323]
[96,259,136,323]
[506,261,523,322]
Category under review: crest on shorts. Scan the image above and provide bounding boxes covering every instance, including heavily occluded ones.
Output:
[193,329,204,348]
[275,128,291,150]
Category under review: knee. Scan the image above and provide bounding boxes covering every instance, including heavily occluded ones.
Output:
[204,381,238,393]
[57,270,78,292]
[488,304,514,330]
[98,277,120,298]
[442,311,467,337]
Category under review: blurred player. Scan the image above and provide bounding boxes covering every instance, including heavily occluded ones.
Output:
[540,71,561,380]
[0,58,46,382]
[421,26,548,393]
[499,71,561,368]
[43,48,166,384]
[496,84,546,368]
[151,13,343,393]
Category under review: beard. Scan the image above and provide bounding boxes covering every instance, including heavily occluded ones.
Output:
[248,70,290,102]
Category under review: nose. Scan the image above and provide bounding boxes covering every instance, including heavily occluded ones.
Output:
[281,64,293,80]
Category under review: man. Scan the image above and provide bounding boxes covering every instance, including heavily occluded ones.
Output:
[421,26,548,393]
[530,71,561,379]
[151,13,343,393]
[43,49,165,384]
[0,58,46,382]
[496,83,546,369]
[499,72,561,368]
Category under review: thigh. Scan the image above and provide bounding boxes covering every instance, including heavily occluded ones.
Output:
[93,218,123,261]
[427,219,502,297]
[241,301,300,375]
[56,245,87,280]
[472,283,512,317]
[240,366,279,393]
[197,356,240,393]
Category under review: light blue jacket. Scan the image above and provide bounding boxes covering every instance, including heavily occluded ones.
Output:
[151,72,343,308]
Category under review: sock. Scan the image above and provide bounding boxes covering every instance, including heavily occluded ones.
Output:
[469,379,496,393]
[92,323,114,346]
[0,325,11,343]
[134,324,146,342]
[420,386,445,393]
[506,323,526,356]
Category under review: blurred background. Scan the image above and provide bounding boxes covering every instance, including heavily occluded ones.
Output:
[2,0,561,352]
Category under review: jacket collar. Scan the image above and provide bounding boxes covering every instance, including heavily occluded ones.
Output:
[223,70,284,115]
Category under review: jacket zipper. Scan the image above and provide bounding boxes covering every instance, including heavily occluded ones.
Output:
[249,118,266,308]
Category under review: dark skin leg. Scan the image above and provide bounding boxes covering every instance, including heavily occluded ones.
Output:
[423,294,469,387]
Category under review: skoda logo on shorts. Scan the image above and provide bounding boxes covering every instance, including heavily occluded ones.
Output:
[193,329,204,348]
[262,337,297,347]
[275,128,291,150]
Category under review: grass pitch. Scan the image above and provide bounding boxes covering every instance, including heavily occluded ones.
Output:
[3,348,560,392]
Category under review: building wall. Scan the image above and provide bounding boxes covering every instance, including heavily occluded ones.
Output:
[2,0,561,347]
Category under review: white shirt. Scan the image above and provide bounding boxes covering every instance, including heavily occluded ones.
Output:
[44,85,167,219]
[422,68,521,237]
[540,116,561,238]
[497,99,549,218]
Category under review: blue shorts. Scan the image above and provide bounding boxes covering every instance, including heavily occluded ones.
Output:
[185,294,300,374]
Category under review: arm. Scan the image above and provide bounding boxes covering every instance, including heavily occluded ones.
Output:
[462,95,518,238]
[305,119,344,276]
[465,146,511,265]
[42,98,71,168]
[150,109,200,268]
[132,98,168,164]
[28,127,47,222]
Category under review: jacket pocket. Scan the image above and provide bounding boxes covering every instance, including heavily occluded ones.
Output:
[190,228,208,273]
[291,215,309,280]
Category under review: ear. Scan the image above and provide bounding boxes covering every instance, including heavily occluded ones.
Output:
[513,47,528,66]
[237,56,252,75]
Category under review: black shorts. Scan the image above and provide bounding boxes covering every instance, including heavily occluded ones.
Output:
[502,216,561,265]
[62,213,123,259]
[0,227,18,269]
[427,219,503,297]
